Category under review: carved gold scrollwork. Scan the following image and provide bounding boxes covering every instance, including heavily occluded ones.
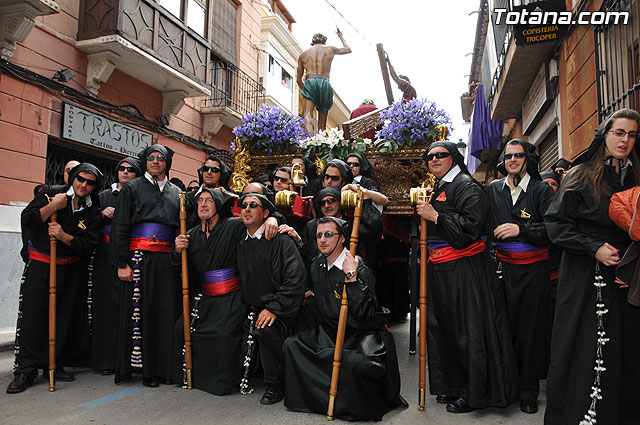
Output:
[230,137,252,193]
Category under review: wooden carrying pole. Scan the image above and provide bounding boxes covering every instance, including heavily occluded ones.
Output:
[179,193,192,389]
[327,187,365,420]
[48,212,57,392]
[417,216,427,410]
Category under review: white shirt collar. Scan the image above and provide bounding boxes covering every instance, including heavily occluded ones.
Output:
[65,186,92,212]
[327,247,348,270]
[502,172,531,192]
[245,223,265,240]
[353,175,363,183]
[441,165,461,183]
[111,182,120,192]
[145,171,168,191]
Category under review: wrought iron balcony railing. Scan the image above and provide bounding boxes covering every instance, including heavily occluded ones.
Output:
[205,61,265,116]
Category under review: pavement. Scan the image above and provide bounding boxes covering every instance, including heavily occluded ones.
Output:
[0,319,545,425]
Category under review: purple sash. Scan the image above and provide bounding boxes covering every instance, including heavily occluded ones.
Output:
[130,222,175,242]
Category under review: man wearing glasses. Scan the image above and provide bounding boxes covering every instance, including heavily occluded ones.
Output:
[237,193,305,405]
[283,216,406,420]
[486,140,555,414]
[112,145,185,388]
[415,141,518,413]
[195,155,231,192]
[92,157,142,376]
[271,167,293,193]
[8,163,103,394]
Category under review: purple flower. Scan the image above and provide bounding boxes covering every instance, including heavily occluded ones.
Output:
[233,104,309,152]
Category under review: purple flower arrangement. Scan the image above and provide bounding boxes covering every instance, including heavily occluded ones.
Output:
[376,98,452,152]
[232,104,309,154]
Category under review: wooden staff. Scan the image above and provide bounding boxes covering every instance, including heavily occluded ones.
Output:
[179,193,192,389]
[417,214,427,410]
[326,187,365,421]
[48,211,57,392]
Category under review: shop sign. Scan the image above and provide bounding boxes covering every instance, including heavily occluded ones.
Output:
[62,103,153,156]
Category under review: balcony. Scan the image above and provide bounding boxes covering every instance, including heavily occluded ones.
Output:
[0,0,60,60]
[201,61,265,137]
[76,0,211,115]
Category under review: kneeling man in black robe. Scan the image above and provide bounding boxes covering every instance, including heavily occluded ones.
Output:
[237,193,305,405]
[283,216,407,421]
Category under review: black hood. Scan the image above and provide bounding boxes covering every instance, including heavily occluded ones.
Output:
[114,156,142,183]
[313,186,341,217]
[197,187,236,218]
[237,193,276,215]
[551,158,572,172]
[321,159,353,186]
[540,170,561,184]
[138,145,174,177]
[497,139,542,180]
[293,155,318,179]
[346,153,374,177]
[67,162,104,204]
[198,156,231,189]
[422,141,469,175]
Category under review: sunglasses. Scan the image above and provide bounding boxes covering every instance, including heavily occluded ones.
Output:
[609,129,640,139]
[323,174,341,181]
[316,231,337,239]
[320,198,337,207]
[187,186,199,192]
[76,175,96,186]
[346,162,360,167]
[197,198,215,204]
[202,166,221,173]
[503,152,527,160]
[556,169,566,175]
[147,154,166,162]
[241,201,262,209]
[425,152,451,161]
[273,175,289,183]
[118,166,135,172]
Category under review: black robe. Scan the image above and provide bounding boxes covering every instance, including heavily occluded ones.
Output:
[15,187,100,376]
[544,166,640,425]
[283,254,407,421]
[168,217,247,395]
[112,176,182,383]
[487,176,554,400]
[237,232,305,385]
[426,172,518,408]
[91,187,120,371]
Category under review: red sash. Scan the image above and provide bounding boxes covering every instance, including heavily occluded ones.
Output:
[496,249,549,264]
[129,238,173,253]
[101,233,110,243]
[428,240,486,264]
[28,249,80,265]
[550,269,559,280]
[202,277,241,296]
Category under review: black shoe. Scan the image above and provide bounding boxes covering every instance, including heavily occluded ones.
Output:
[158,377,174,385]
[100,369,115,376]
[6,374,34,394]
[436,395,457,404]
[142,377,159,388]
[446,398,475,413]
[520,399,538,414]
[259,384,283,405]
[54,368,75,382]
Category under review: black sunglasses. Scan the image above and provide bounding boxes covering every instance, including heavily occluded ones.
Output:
[202,166,221,173]
[320,198,337,207]
[503,152,527,160]
[323,174,341,181]
[425,152,451,161]
[241,201,262,209]
[273,175,289,183]
[118,166,135,172]
[147,154,166,162]
[346,161,360,167]
[316,231,337,239]
[186,186,199,192]
[76,175,96,186]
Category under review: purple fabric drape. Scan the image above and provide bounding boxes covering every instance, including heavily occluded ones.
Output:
[466,84,503,174]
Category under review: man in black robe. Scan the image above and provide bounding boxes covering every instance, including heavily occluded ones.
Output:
[170,188,279,394]
[540,170,562,315]
[415,141,518,413]
[8,163,103,393]
[92,157,142,375]
[112,145,184,388]
[283,216,407,420]
[237,193,305,405]
[486,140,555,414]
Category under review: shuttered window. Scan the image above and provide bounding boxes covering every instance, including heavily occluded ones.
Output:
[538,128,559,171]
[211,0,237,65]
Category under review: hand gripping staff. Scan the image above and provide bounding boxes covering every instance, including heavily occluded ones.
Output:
[179,193,193,389]
[48,210,57,392]
[326,186,365,420]
[410,173,437,410]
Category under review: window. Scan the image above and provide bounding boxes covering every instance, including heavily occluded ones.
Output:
[157,0,208,38]
[212,0,237,65]
[594,0,640,121]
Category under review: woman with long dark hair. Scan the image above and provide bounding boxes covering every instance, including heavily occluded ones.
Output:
[544,108,640,424]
